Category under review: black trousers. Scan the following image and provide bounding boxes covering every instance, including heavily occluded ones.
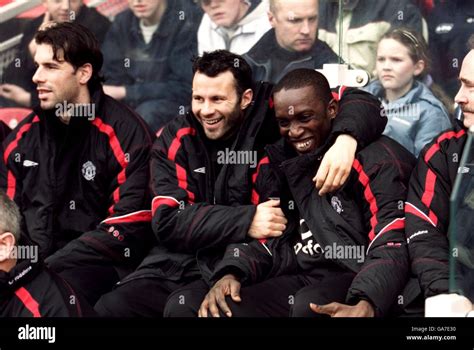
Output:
[94,276,196,317]
[164,270,356,318]
[58,265,120,307]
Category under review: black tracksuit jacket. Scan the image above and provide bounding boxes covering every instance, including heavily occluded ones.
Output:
[0,259,91,317]
[122,83,387,286]
[212,135,416,317]
[0,88,155,272]
[405,120,468,298]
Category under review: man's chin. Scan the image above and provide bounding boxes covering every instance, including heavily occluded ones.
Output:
[462,111,474,128]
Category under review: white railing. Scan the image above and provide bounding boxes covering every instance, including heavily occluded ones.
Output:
[0,0,42,23]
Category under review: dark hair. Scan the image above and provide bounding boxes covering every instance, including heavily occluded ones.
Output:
[35,21,104,91]
[192,50,253,99]
[469,34,474,50]
[0,191,21,242]
[273,68,333,105]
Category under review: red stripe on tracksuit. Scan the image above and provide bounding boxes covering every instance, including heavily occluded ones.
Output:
[352,159,378,241]
[14,287,41,317]
[251,156,270,205]
[405,202,436,227]
[419,129,465,226]
[101,210,152,225]
[168,128,197,203]
[152,196,180,215]
[3,115,40,199]
[91,118,128,215]
[424,129,466,163]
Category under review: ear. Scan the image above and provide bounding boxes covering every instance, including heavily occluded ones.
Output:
[77,63,93,86]
[327,98,338,119]
[413,59,425,78]
[240,88,253,110]
[268,10,276,28]
[0,232,16,263]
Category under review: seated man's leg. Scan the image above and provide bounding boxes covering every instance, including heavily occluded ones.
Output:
[95,277,185,317]
[290,271,356,317]
[58,264,120,307]
[164,279,209,317]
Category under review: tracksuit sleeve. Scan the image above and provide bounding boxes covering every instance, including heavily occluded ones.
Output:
[0,126,25,204]
[346,149,414,317]
[405,140,453,298]
[212,156,298,285]
[150,127,256,254]
[331,87,387,149]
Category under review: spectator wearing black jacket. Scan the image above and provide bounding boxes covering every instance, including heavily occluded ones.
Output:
[95,50,385,317]
[0,22,155,306]
[165,69,415,318]
[101,0,200,132]
[0,0,110,108]
[428,0,474,99]
[243,0,339,84]
[0,191,94,317]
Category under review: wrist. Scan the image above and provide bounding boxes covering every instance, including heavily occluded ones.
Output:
[357,299,375,317]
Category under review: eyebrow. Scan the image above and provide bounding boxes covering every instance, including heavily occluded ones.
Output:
[460,77,474,84]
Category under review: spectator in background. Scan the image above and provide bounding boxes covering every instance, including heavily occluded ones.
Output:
[0,0,110,108]
[1,22,154,306]
[428,0,474,99]
[318,0,426,77]
[101,0,199,132]
[363,28,452,157]
[243,0,338,84]
[197,0,271,55]
[0,190,94,317]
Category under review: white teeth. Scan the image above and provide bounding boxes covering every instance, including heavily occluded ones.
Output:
[205,118,222,125]
[295,140,312,150]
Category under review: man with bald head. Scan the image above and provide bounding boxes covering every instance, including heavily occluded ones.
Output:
[404,42,474,309]
[243,0,338,83]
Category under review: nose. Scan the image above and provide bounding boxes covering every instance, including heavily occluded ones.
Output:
[455,85,468,106]
[300,20,310,35]
[32,66,44,85]
[60,0,69,10]
[381,60,392,71]
[201,100,215,116]
[288,122,304,138]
